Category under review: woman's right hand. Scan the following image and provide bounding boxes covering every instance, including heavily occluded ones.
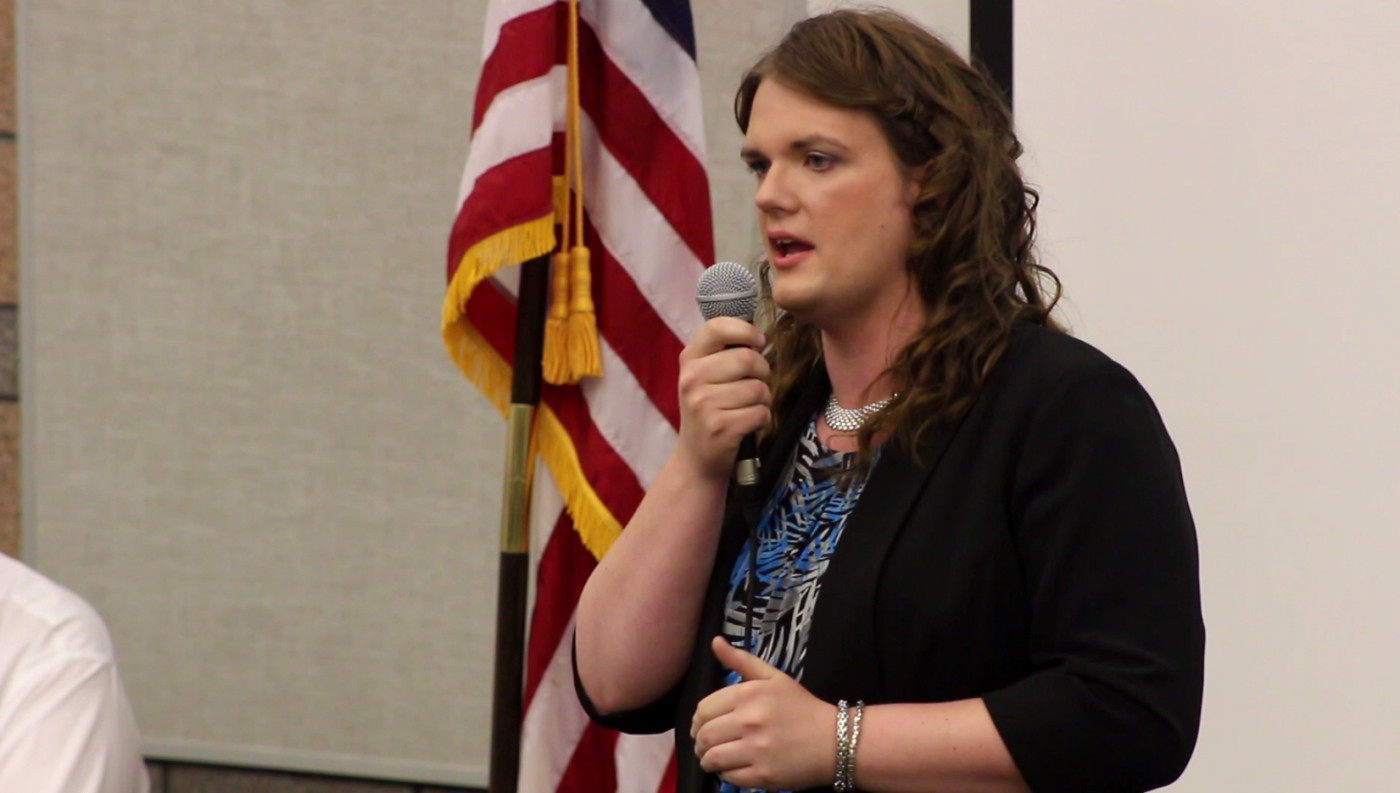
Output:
[675,317,772,480]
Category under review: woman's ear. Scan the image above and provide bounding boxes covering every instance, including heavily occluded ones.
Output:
[904,161,934,207]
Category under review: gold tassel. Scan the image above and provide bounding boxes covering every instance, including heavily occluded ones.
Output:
[566,245,602,378]
[560,0,599,381]
[542,250,574,385]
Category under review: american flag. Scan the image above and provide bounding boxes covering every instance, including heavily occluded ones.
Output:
[443,0,713,790]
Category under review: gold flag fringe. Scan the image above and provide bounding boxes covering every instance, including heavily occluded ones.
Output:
[440,214,556,335]
[442,312,513,415]
[533,404,623,560]
[441,221,623,561]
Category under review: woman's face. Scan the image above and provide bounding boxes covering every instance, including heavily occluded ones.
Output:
[742,78,923,332]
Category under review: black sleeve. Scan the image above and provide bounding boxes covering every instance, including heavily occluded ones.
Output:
[982,359,1206,793]
[571,633,683,734]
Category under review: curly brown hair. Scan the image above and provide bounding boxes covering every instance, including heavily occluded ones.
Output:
[735,8,1063,461]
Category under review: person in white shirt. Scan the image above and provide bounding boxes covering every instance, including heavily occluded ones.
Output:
[0,553,150,793]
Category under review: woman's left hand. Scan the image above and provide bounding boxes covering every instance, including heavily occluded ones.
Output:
[691,636,838,791]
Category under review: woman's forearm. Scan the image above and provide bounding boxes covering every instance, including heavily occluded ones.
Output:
[573,450,731,714]
[852,699,1029,793]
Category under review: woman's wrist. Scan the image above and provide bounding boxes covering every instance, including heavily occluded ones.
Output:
[834,699,865,791]
[669,438,741,487]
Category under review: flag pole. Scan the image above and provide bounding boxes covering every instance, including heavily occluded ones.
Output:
[490,253,551,793]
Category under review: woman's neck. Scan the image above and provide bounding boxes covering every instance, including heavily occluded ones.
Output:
[821,332,896,408]
[819,290,927,408]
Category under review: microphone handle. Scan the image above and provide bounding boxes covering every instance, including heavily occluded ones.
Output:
[720,337,761,651]
[718,340,763,489]
[734,432,762,653]
[735,433,760,488]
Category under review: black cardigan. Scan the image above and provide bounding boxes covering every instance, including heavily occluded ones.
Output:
[576,324,1205,793]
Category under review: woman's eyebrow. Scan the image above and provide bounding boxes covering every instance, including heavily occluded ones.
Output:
[741,134,851,160]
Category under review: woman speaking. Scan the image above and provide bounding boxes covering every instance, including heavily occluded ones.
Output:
[574,9,1205,793]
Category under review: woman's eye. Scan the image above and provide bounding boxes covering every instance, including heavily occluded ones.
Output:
[805,152,834,170]
[745,160,770,177]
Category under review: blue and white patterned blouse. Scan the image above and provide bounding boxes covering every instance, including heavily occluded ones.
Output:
[717,416,873,793]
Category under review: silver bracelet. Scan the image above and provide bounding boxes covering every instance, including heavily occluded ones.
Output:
[834,699,864,791]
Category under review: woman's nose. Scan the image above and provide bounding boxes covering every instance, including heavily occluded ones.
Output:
[753,165,795,215]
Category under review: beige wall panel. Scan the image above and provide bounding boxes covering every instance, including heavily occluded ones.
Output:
[808,0,969,57]
[22,0,800,784]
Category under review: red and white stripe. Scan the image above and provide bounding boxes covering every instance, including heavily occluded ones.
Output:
[450,1,714,790]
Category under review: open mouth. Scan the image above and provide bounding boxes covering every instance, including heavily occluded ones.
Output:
[770,236,814,257]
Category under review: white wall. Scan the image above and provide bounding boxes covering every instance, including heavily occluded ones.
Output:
[1017,2,1400,789]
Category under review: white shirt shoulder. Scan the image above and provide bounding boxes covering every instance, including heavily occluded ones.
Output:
[0,554,150,793]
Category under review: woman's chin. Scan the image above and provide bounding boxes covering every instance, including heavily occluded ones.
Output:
[769,290,815,322]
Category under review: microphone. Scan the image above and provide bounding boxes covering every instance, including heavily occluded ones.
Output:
[696,260,758,324]
[697,261,764,652]
[696,262,761,488]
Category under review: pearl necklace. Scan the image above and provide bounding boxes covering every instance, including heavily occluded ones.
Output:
[824,392,897,432]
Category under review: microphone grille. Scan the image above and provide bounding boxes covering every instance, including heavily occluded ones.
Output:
[696,261,758,322]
